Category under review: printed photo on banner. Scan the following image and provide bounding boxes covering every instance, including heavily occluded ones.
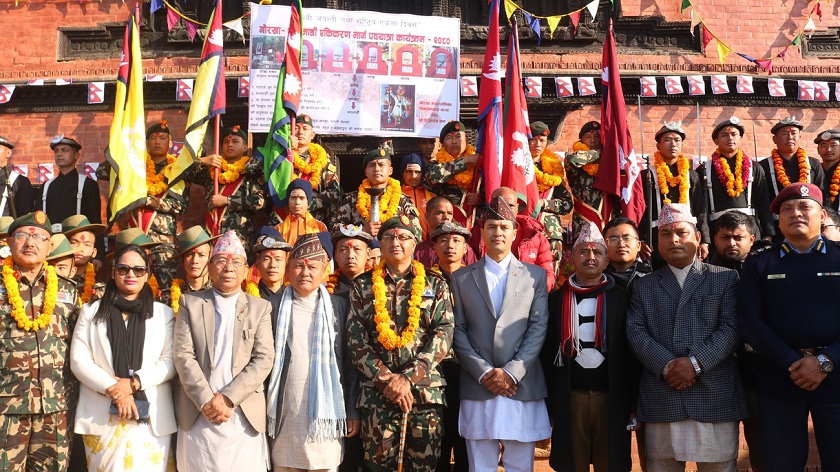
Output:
[426,47,458,79]
[252,35,287,70]
[380,84,415,132]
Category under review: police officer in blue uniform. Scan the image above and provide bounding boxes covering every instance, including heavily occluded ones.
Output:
[737,182,840,472]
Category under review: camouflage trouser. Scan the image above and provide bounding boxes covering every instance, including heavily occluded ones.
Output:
[360,404,443,472]
[0,411,69,472]
[148,241,177,292]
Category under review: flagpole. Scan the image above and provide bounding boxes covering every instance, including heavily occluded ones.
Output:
[213,116,220,195]
[135,3,143,228]
[696,102,702,162]
[639,95,652,247]
[752,122,759,162]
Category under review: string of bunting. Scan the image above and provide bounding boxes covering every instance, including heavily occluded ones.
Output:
[156,0,249,42]
[501,0,603,44]
[684,0,824,74]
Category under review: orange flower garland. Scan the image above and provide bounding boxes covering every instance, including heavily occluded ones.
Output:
[653,152,690,204]
[771,148,809,188]
[830,165,840,203]
[371,260,425,350]
[245,281,260,297]
[325,271,339,294]
[535,150,564,192]
[147,274,159,300]
[170,279,183,316]
[80,262,96,304]
[356,178,401,222]
[293,143,328,189]
[146,154,176,197]
[211,156,250,184]
[434,145,477,189]
[2,259,58,332]
[711,149,751,198]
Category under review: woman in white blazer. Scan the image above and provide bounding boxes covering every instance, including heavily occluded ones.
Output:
[70,244,176,471]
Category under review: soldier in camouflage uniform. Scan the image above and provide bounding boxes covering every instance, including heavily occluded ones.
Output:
[62,215,106,306]
[0,211,80,472]
[268,114,342,226]
[0,215,16,261]
[194,125,266,256]
[162,225,218,307]
[529,121,573,282]
[347,216,454,472]
[425,121,482,210]
[564,121,620,239]
[334,147,421,238]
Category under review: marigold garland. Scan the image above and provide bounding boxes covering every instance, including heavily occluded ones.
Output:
[148,274,159,300]
[712,149,751,198]
[653,152,690,204]
[830,164,840,203]
[771,148,809,188]
[80,262,96,304]
[356,178,402,222]
[146,154,176,197]
[371,260,425,350]
[434,145,477,190]
[294,144,328,189]
[535,150,564,192]
[245,281,260,297]
[211,156,250,185]
[170,279,183,316]
[2,259,58,332]
[325,271,339,294]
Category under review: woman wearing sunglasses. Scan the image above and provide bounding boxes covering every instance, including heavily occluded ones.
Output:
[70,244,176,471]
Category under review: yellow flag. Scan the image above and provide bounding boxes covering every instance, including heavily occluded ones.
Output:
[504,0,518,21]
[546,16,562,38]
[104,14,147,224]
[716,39,731,65]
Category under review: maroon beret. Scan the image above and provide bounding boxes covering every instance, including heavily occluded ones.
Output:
[770,182,822,214]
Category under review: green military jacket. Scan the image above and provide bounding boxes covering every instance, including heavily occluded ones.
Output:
[0,267,79,415]
[347,263,454,409]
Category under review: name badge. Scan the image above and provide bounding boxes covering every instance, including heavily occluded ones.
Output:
[767,274,786,280]
[56,290,74,304]
[817,272,840,277]
[423,289,435,297]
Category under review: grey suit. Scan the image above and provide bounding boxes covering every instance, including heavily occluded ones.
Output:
[626,259,748,424]
[451,256,549,402]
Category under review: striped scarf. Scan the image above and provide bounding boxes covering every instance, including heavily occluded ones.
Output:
[555,273,614,366]
[266,285,347,442]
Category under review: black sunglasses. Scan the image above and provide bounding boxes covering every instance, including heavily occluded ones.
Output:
[114,264,148,277]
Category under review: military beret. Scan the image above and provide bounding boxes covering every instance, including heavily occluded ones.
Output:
[287,178,313,203]
[770,182,822,214]
[8,211,52,237]
[46,234,79,262]
[712,116,745,140]
[220,125,248,142]
[49,134,81,151]
[252,226,292,254]
[430,221,471,242]
[530,121,550,138]
[655,121,687,142]
[378,215,422,242]
[771,116,804,135]
[814,129,840,145]
[330,224,374,248]
[297,114,314,127]
[362,147,392,168]
[0,136,14,150]
[578,121,600,139]
[175,225,220,258]
[146,120,172,138]
[439,121,465,142]
[61,215,106,237]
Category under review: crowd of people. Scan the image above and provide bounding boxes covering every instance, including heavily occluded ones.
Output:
[0,112,838,472]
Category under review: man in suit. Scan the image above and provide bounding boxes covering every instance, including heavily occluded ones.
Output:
[451,196,551,472]
[626,203,747,472]
[737,183,840,471]
[173,230,275,472]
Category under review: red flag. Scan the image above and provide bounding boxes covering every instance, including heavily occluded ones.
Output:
[282,0,303,114]
[502,17,538,217]
[475,0,503,203]
[199,0,226,118]
[596,19,645,225]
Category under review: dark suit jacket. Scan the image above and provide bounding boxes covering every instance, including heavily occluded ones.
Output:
[451,256,548,402]
[626,259,748,423]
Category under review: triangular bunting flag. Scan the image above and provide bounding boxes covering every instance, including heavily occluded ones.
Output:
[504,0,518,21]
[166,7,179,32]
[815,2,822,21]
[690,9,701,36]
[814,81,829,101]
[38,164,54,184]
[716,40,731,64]
[768,78,786,97]
[87,82,105,104]
[578,76,596,96]
[27,79,45,86]
[185,21,198,42]
[223,18,244,41]
[150,0,163,14]
[711,75,729,94]
[145,74,163,82]
[82,163,99,181]
[238,76,250,98]
[585,0,599,19]
[569,12,581,35]
[0,85,16,104]
[736,75,753,94]
[525,77,543,98]
[736,52,756,62]
[460,76,478,97]
[701,26,714,49]
[55,78,72,86]
[803,18,816,34]
[640,76,657,97]
[756,59,773,74]
[681,0,691,14]
[687,75,705,95]
[176,78,194,101]
[798,80,814,101]
[554,77,573,97]
[665,76,683,94]
[521,11,541,45]
[547,16,562,38]
[12,165,27,177]
[792,34,801,46]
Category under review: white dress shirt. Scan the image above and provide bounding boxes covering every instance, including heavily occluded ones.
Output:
[484,253,513,318]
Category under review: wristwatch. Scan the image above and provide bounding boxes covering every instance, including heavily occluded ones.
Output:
[689,355,702,376]
[817,354,834,373]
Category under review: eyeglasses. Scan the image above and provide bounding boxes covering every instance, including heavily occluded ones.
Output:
[380,234,414,243]
[606,235,639,246]
[114,265,148,277]
[210,258,247,270]
[11,232,50,244]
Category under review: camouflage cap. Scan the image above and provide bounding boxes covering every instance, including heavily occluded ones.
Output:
[46,234,80,262]
[8,211,52,236]
[378,215,422,242]
[61,214,106,237]
[175,225,220,258]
